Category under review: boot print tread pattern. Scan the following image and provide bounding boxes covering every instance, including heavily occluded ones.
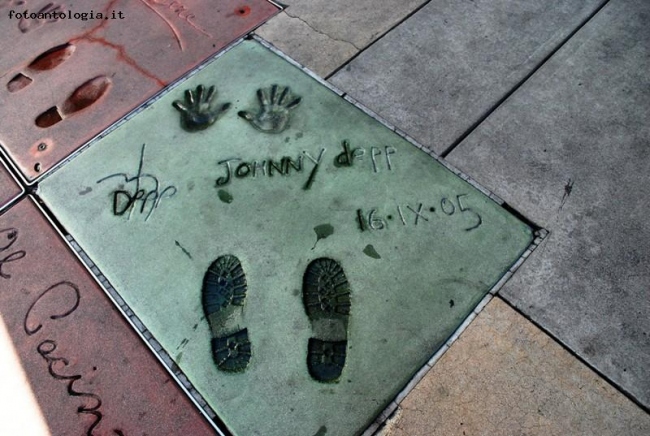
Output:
[303,258,351,382]
[202,255,251,372]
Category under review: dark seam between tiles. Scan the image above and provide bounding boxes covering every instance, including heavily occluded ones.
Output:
[324,0,436,80]
[497,295,650,415]
[439,0,612,158]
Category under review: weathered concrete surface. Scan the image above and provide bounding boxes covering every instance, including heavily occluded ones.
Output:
[379,298,650,436]
[37,39,533,436]
[0,198,214,435]
[446,0,650,408]
[329,0,606,154]
[255,0,427,76]
[0,159,22,211]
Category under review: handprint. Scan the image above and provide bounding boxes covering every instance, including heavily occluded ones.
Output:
[172,85,231,132]
[238,85,301,134]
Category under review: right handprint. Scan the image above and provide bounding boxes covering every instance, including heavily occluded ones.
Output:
[238,85,301,134]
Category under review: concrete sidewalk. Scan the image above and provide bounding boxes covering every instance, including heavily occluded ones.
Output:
[1,0,649,434]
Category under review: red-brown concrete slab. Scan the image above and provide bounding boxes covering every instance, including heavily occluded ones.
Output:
[0,197,215,435]
[0,0,278,182]
[0,158,23,211]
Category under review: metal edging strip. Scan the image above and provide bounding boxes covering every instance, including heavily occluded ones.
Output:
[363,228,549,435]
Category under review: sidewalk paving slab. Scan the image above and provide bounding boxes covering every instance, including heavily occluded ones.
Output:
[255,0,428,77]
[329,0,606,154]
[0,159,23,211]
[379,298,650,436]
[0,0,278,182]
[37,38,533,436]
[446,0,650,408]
[0,197,215,435]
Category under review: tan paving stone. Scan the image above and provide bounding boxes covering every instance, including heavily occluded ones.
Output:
[255,0,427,76]
[379,298,650,436]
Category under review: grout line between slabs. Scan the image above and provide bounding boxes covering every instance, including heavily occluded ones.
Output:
[324,0,436,81]
[439,0,612,158]
[498,295,650,415]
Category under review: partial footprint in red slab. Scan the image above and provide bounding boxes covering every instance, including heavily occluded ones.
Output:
[7,43,76,93]
[28,43,76,71]
[35,76,112,128]
[6,73,32,93]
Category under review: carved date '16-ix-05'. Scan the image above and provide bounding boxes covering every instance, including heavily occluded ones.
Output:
[357,194,483,232]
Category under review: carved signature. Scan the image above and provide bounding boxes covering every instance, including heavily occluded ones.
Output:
[139,0,212,51]
[23,281,125,435]
[0,227,26,279]
[96,143,177,221]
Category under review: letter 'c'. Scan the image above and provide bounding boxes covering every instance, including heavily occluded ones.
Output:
[24,281,81,336]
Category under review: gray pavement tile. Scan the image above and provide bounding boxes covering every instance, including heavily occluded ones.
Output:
[446,0,650,408]
[329,0,607,155]
[255,0,428,76]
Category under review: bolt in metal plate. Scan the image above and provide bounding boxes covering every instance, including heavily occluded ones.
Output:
[0,0,279,182]
[38,39,534,435]
[0,197,216,435]
[0,158,23,211]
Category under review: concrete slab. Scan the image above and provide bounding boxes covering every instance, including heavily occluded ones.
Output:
[255,0,427,76]
[0,159,23,211]
[0,0,278,182]
[37,39,533,435]
[255,11,359,77]
[379,298,650,436]
[446,0,650,408]
[329,0,606,154]
[0,197,214,435]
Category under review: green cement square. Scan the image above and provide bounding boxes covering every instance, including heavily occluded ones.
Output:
[37,39,533,436]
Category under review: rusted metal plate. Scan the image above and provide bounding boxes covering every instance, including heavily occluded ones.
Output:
[0,197,215,435]
[0,158,23,211]
[0,0,278,182]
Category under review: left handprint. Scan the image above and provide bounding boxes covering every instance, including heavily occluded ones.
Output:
[172,85,231,132]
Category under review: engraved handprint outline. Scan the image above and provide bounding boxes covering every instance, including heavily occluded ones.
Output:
[238,85,302,134]
[172,85,231,132]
